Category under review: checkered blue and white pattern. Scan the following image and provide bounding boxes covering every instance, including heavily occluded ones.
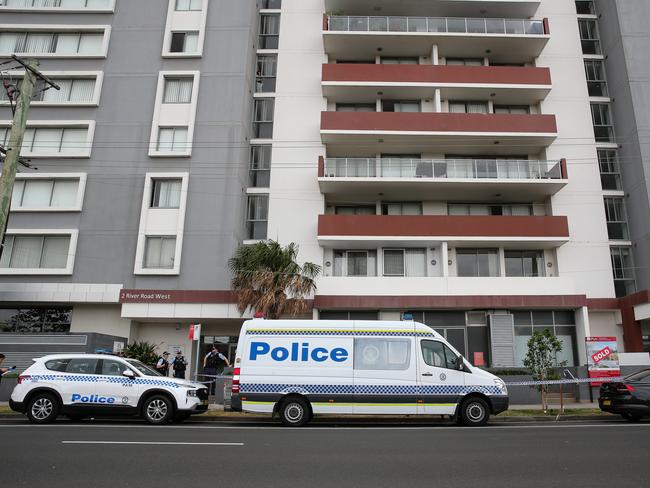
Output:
[240,383,502,396]
[246,329,436,338]
[28,374,180,388]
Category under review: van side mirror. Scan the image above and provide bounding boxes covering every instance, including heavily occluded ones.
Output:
[122,369,136,379]
[456,357,465,371]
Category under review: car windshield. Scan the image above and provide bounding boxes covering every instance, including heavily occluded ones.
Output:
[625,369,650,383]
[126,359,160,376]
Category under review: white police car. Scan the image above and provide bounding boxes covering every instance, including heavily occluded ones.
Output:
[9,354,209,424]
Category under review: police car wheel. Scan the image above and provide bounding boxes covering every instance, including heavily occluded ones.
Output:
[279,398,310,427]
[459,397,489,427]
[26,393,60,424]
[143,395,173,424]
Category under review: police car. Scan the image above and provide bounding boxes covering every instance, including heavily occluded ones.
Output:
[9,354,209,424]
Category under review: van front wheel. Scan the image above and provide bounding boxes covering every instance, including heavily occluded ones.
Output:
[279,397,311,427]
[459,397,490,427]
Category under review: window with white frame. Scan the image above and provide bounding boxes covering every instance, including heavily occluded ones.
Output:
[381,202,422,215]
[334,250,377,277]
[259,14,280,49]
[143,236,176,269]
[504,250,545,277]
[255,54,277,93]
[0,78,96,103]
[163,77,193,103]
[249,145,271,187]
[493,105,530,114]
[169,31,199,53]
[246,195,268,240]
[383,249,426,277]
[1,127,89,155]
[253,99,274,138]
[175,0,201,11]
[445,58,483,66]
[0,234,70,269]
[382,100,420,113]
[0,31,104,55]
[449,101,488,114]
[456,249,499,277]
[11,178,79,210]
[0,0,113,9]
[150,179,182,208]
[448,203,533,216]
[157,127,188,152]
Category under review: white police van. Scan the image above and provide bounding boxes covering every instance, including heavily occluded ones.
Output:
[230,319,508,426]
[10,354,209,424]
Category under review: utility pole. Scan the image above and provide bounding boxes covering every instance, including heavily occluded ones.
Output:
[0,56,59,249]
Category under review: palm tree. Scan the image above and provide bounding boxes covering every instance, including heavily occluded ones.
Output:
[228,240,321,319]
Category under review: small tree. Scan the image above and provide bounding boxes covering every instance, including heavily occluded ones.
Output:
[122,341,160,367]
[228,240,321,319]
[523,329,564,413]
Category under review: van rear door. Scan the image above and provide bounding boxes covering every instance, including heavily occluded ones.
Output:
[417,339,465,415]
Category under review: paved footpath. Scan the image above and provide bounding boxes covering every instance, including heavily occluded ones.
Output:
[0,418,648,488]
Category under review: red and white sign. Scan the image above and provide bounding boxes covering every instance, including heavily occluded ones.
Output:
[586,337,620,386]
[591,346,612,364]
[188,323,201,341]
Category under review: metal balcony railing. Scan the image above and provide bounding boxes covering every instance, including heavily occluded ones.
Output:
[327,16,545,35]
[323,158,563,180]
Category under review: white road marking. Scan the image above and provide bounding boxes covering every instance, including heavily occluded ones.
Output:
[0,422,648,431]
[62,441,244,446]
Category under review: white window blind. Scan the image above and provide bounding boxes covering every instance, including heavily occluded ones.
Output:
[151,179,182,208]
[0,235,70,269]
[404,249,426,277]
[163,78,193,103]
[175,0,201,10]
[76,33,103,54]
[11,179,79,209]
[31,128,61,152]
[60,128,87,152]
[157,127,188,152]
[184,32,199,52]
[144,236,176,269]
[383,250,405,276]
[42,79,95,102]
[2,0,111,7]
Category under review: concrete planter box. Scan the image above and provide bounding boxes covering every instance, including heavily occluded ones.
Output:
[0,377,18,402]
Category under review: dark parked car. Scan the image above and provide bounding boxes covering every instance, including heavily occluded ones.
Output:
[599,369,650,421]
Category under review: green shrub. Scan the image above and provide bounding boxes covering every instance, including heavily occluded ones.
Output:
[122,341,160,367]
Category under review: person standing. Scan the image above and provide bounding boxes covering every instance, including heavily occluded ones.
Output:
[171,351,187,379]
[155,352,170,377]
[0,354,16,386]
[203,345,230,394]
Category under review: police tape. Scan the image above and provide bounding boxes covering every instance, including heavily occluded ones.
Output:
[504,376,625,387]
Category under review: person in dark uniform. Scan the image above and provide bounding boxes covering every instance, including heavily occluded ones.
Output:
[155,352,170,377]
[171,351,187,379]
[203,345,230,394]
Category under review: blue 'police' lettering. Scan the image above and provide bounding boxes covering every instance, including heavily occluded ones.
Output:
[249,341,349,363]
[71,394,116,404]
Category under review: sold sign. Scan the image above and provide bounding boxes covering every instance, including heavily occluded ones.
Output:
[592,346,612,363]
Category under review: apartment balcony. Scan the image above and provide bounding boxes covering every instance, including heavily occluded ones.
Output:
[322,64,552,105]
[320,111,557,154]
[323,15,549,63]
[317,214,569,249]
[318,157,568,201]
[323,1,542,19]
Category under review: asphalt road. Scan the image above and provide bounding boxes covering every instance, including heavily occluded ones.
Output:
[1,418,649,488]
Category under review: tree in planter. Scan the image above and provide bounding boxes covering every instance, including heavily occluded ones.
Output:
[523,329,565,413]
[228,240,321,319]
[122,341,160,368]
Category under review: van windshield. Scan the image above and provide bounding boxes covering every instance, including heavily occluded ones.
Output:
[126,359,160,376]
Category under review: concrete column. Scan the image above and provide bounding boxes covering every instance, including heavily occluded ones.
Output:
[575,306,591,366]
[441,242,449,277]
[434,88,442,113]
[431,44,439,65]
[498,248,506,277]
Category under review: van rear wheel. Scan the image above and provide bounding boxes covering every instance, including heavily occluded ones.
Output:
[459,397,490,427]
[279,397,311,427]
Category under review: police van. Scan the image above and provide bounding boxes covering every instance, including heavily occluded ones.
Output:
[10,354,209,424]
[230,319,508,426]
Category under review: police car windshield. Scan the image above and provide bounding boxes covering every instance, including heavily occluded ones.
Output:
[126,359,160,376]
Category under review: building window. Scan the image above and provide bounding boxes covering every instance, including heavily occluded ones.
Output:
[578,19,600,54]
[382,100,420,112]
[456,249,499,277]
[255,54,277,93]
[505,250,545,277]
[598,149,621,190]
[334,250,377,277]
[493,105,530,114]
[169,31,199,53]
[591,103,614,142]
[514,310,577,367]
[175,0,201,11]
[335,103,375,112]
[246,195,268,240]
[249,145,271,187]
[611,247,636,298]
[0,31,104,55]
[604,197,629,240]
[0,235,70,269]
[143,236,176,269]
[260,0,281,8]
[163,77,193,103]
[319,310,378,320]
[445,58,483,66]
[383,249,426,277]
[1,78,95,103]
[380,57,418,64]
[333,205,375,215]
[448,203,533,216]
[381,202,422,215]
[7,127,87,154]
[150,179,182,208]
[0,308,72,334]
[253,99,274,138]
[259,14,280,49]
[584,59,608,97]
[157,127,188,152]
[575,1,595,15]
[0,0,112,8]
[449,101,488,114]
[11,179,78,210]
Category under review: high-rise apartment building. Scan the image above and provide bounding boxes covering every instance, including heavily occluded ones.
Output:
[1,0,648,375]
